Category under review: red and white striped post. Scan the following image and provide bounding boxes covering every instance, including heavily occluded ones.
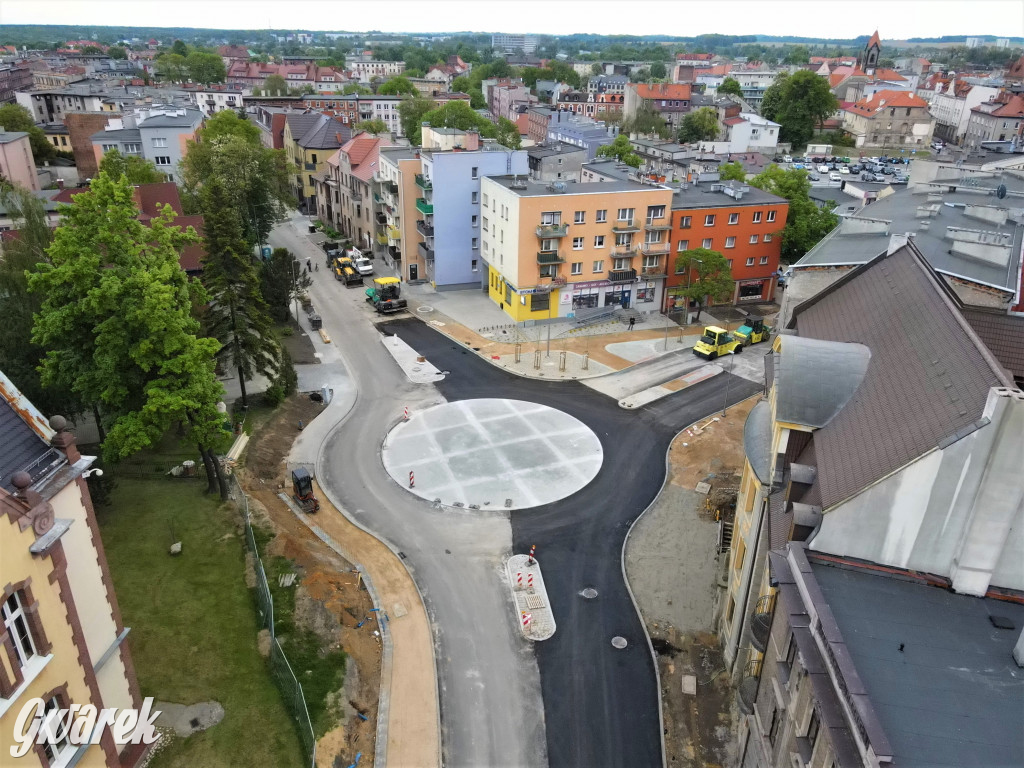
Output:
[521,612,532,629]
[409,471,415,488]
[516,572,523,588]
[404,406,409,420]
[527,573,534,590]
[528,544,536,565]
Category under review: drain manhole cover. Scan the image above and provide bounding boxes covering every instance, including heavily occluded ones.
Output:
[416,306,434,314]
[611,636,628,649]
[581,588,598,599]
[525,594,546,609]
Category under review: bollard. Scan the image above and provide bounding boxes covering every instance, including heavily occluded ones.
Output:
[527,573,534,589]
[558,350,567,372]
[529,544,536,565]
[514,342,522,364]
[582,352,589,370]
[521,612,532,629]
[517,572,523,588]
[403,406,409,420]
[409,471,415,488]
[533,349,541,370]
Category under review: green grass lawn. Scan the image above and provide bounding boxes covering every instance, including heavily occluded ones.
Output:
[97,479,305,768]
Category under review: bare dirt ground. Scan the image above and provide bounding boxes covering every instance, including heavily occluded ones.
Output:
[237,394,382,768]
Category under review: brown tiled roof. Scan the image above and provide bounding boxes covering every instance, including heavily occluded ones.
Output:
[633,83,692,100]
[961,308,1024,383]
[789,243,1013,508]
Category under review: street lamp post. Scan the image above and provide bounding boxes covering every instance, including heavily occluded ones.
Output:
[290,258,301,322]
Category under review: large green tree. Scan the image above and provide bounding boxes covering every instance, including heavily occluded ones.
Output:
[259,247,311,323]
[28,173,231,497]
[718,161,747,181]
[107,45,127,59]
[157,52,188,82]
[772,70,838,148]
[354,118,388,135]
[0,183,80,418]
[496,117,522,150]
[399,96,437,143]
[758,72,788,123]
[748,164,839,262]
[672,248,735,321]
[0,103,55,161]
[378,75,417,96]
[623,104,670,139]
[678,107,720,143]
[99,148,165,184]
[649,61,667,79]
[262,73,288,96]
[718,77,743,98]
[187,51,226,83]
[199,178,280,408]
[596,135,642,168]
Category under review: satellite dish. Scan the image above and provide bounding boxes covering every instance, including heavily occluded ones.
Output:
[996,184,1007,199]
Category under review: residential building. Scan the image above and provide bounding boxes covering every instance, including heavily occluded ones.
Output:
[842,90,935,148]
[555,90,624,118]
[65,111,116,178]
[194,88,246,118]
[250,105,288,149]
[665,180,787,313]
[545,111,615,159]
[226,61,346,92]
[490,84,533,122]
[728,71,780,113]
[217,44,250,68]
[963,92,1024,150]
[90,105,204,184]
[526,105,554,144]
[300,94,405,136]
[719,113,781,153]
[928,82,1000,143]
[527,143,587,182]
[316,131,393,252]
[491,34,539,55]
[586,74,629,95]
[627,139,691,176]
[283,113,350,212]
[723,242,1021,708]
[16,89,111,123]
[481,176,674,320]
[376,146,421,279]
[32,66,87,90]
[741,543,1024,768]
[1005,54,1024,87]
[41,123,72,152]
[0,62,34,102]
[424,57,470,91]
[415,127,529,289]
[346,59,405,85]
[623,83,692,131]
[0,371,147,767]
[0,131,39,191]
[784,165,1024,317]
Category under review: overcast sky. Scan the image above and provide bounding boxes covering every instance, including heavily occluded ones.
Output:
[1,0,1021,40]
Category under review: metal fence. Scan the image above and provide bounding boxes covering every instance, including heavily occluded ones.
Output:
[234,476,317,768]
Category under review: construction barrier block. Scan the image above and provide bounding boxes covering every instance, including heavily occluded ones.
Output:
[319,328,332,344]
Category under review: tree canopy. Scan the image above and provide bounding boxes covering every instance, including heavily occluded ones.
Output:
[649,61,667,79]
[718,161,747,181]
[770,70,838,147]
[107,45,127,59]
[0,103,55,161]
[623,105,670,139]
[672,248,735,321]
[596,135,642,168]
[748,164,839,263]
[398,96,437,143]
[354,118,389,135]
[678,107,720,144]
[414,100,513,147]
[262,73,288,96]
[186,51,226,83]
[99,148,165,185]
[758,72,788,123]
[718,77,743,98]
[378,75,417,96]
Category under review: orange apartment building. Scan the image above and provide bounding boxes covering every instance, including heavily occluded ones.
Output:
[481,177,674,321]
[376,146,422,280]
[664,180,788,314]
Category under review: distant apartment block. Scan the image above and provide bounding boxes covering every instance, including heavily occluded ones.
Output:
[491,33,539,55]
[0,130,39,191]
[0,63,33,103]
[90,105,204,183]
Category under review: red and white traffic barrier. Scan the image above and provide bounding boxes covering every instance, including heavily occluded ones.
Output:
[517,572,523,588]
[528,544,536,565]
[409,471,415,488]
[521,612,532,629]
[527,573,534,589]
[404,406,409,420]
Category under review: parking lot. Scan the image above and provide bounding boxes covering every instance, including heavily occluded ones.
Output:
[773,152,914,185]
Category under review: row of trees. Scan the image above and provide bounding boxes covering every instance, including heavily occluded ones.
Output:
[398,99,521,149]
[157,40,226,83]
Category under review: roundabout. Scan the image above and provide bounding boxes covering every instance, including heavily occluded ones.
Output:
[382,398,603,510]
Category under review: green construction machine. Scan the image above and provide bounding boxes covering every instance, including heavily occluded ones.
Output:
[734,315,772,347]
[365,277,408,314]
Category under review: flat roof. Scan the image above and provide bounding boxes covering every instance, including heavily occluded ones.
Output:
[527,142,587,159]
[379,146,418,162]
[812,558,1024,768]
[670,181,787,210]
[0,130,29,143]
[484,176,666,197]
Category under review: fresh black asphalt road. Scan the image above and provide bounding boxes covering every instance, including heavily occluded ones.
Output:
[385,319,762,768]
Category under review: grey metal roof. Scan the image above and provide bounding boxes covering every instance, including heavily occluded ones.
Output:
[797,178,1024,294]
[484,176,660,196]
[0,383,58,493]
[90,128,142,143]
[790,243,1012,508]
[670,181,787,210]
[813,558,1024,768]
[774,336,871,429]
[581,159,636,181]
[0,130,29,144]
[527,143,587,159]
[742,399,772,484]
[295,114,350,150]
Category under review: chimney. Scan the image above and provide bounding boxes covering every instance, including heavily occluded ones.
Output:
[56,178,65,190]
[465,129,480,151]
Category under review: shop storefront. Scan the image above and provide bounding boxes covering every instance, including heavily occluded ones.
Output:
[568,274,663,316]
[735,278,772,303]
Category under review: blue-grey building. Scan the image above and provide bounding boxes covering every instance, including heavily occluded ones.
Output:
[90,105,204,183]
[416,127,528,290]
[545,112,616,160]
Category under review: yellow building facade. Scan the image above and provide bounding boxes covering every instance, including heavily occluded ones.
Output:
[480,177,674,322]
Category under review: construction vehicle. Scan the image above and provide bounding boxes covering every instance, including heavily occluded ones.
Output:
[734,315,772,347]
[333,256,363,287]
[291,467,320,513]
[365,277,408,314]
[692,326,743,360]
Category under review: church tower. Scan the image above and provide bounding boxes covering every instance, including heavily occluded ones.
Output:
[862,30,881,74]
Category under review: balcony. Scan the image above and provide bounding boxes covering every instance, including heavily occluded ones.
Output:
[415,174,432,191]
[416,219,434,237]
[376,231,388,246]
[535,222,569,238]
[350,191,362,203]
[418,242,434,261]
[612,219,640,232]
[375,212,387,225]
[387,226,400,241]
[536,250,565,264]
[373,193,384,204]
[612,245,637,257]
[388,245,401,260]
[736,655,763,715]
[416,198,433,215]
[750,593,776,654]
[641,266,667,278]
[645,219,671,231]
[641,242,670,255]
[387,181,399,194]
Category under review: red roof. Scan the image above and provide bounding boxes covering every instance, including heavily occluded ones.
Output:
[722,116,746,126]
[676,53,713,61]
[848,89,929,117]
[989,94,1024,117]
[871,68,906,82]
[867,30,881,48]
[632,83,692,100]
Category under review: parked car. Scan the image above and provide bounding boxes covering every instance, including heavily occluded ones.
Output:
[850,163,863,173]
[829,172,842,182]
[839,166,850,174]
[353,256,374,276]
[880,165,895,175]
[861,172,878,181]
[891,174,908,184]
[773,155,785,162]
[817,164,829,173]
[808,172,821,181]
[793,162,805,170]
[839,156,852,163]
[782,154,793,163]
[931,141,944,151]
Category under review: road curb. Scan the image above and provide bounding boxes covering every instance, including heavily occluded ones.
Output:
[620,391,763,768]
[504,555,556,641]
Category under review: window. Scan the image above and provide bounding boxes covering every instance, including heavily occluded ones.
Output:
[725,596,735,623]
[538,265,557,279]
[642,255,659,269]
[152,137,168,148]
[482,217,489,231]
[471,237,479,249]
[767,210,776,222]
[617,207,634,221]
[725,236,736,249]
[727,259,733,268]
[471,166,478,179]
[571,262,583,275]
[702,238,712,249]
[311,153,318,163]
[41,695,74,765]
[746,257,754,266]
[768,706,782,746]
[677,239,689,251]
[572,237,584,250]
[101,144,118,153]
[596,209,607,223]
[613,257,631,270]
[680,215,692,229]
[592,260,604,273]
[646,204,666,221]
[3,590,38,667]
[645,231,663,244]
[123,142,141,154]
[734,538,746,570]
[472,215,478,227]
[541,238,557,251]
[728,213,739,225]
[752,210,762,223]
[482,193,488,206]
[615,233,632,247]
[541,211,561,225]
[764,233,772,242]
[675,260,688,274]
[806,708,821,749]
[154,156,171,165]
[594,235,605,248]
[760,256,769,265]
[471,191,478,204]
[705,214,716,226]
[471,259,478,271]
[749,234,758,244]
[574,210,585,224]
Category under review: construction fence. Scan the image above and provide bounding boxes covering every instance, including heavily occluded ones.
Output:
[234,475,317,768]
